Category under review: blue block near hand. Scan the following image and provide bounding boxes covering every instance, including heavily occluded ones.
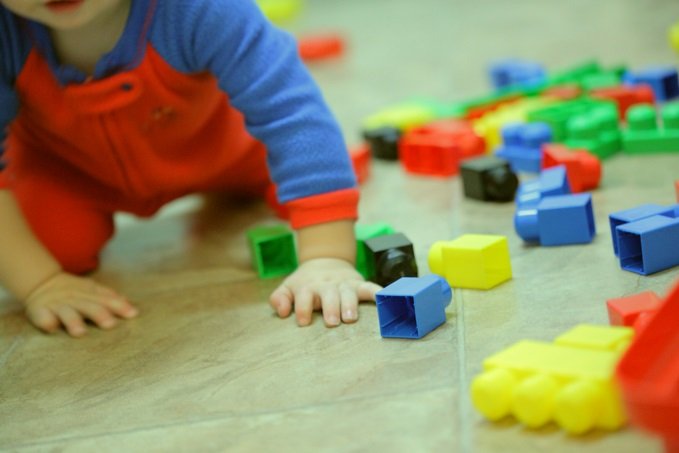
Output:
[515,193,596,245]
[376,275,452,339]
[617,215,679,275]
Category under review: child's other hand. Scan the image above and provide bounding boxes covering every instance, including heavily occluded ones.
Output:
[269,258,382,327]
[23,272,138,337]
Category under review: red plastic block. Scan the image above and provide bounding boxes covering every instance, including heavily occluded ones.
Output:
[399,120,485,177]
[350,143,371,184]
[298,33,345,61]
[541,143,602,192]
[591,84,655,119]
[542,84,583,100]
[616,280,679,452]
[606,290,661,329]
[675,180,679,202]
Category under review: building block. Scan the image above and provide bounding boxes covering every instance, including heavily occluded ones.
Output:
[463,92,523,121]
[247,225,298,278]
[625,67,679,102]
[298,33,344,61]
[488,59,547,91]
[515,193,596,246]
[554,324,634,353]
[363,103,436,133]
[349,143,371,184]
[616,280,679,452]
[494,122,552,173]
[460,156,518,202]
[527,98,616,141]
[471,335,627,434]
[671,21,679,53]
[364,233,418,287]
[606,291,661,330]
[362,126,401,160]
[580,69,624,91]
[473,96,556,150]
[355,223,396,279]
[375,275,452,339]
[622,103,679,153]
[609,203,679,255]
[399,119,485,177]
[590,84,655,119]
[256,0,303,24]
[541,144,601,192]
[515,165,571,207]
[563,103,621,159]
[428,234,511,290]
[676,180,679,202]
[616,215,679,275]
[541,84,582,100]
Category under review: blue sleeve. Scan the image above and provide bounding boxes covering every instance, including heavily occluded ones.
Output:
[0,7,27,172]
[149,0,356,203]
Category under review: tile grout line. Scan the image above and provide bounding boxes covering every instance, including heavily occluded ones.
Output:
[456,289,473,453]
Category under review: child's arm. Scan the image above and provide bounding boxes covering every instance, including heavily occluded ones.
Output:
[0,191,137,336]
[269,220,381,327]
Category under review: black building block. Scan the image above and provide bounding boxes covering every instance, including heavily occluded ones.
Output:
[460,156,519,202]
[362,126,402,160]
[363,232,418,287]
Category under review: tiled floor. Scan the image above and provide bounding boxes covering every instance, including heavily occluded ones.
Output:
[1,0,679,452]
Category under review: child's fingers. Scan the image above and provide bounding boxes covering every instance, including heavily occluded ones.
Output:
[72,300,118,330]
[269,285,293,318]
[25,306,60,334]
[355,281,382,302]
[339,284,359,323]
[98,295,139,319]
[293,287,315,327]
[320,288,341,327]
[56,306,87,337]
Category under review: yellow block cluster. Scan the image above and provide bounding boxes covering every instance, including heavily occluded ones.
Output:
[256,0,303,25]
[428,234,512,289]
[470,324,634,435]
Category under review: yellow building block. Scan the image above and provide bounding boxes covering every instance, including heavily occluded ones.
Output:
[555,324,634,353]
[470,325,633,435]
[670,21,679,54]
[362,104,436,132]
[256,0,303,25]
[428,234,511,289]
[473,97,557,150]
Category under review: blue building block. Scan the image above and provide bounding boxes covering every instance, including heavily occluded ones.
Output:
[609,204,679,255]
[617,215,679,275]
[489,59,547,91]
[624,67,679,102]
[515,193,596,245]
[515,165,571,207]
[494,122,552,173]
[375,275,452,339]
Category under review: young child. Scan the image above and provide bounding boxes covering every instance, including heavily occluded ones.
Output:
[0,0,381,337]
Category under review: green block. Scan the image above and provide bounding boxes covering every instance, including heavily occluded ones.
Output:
[355,222,395,279]
[528,98,610,141]
[548,60,602,86]
[581,72,622,91]
[563,103,621,158]
[247,225,298,278]
[621,103,679,153]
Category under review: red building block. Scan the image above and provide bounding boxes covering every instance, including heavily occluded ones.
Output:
[675,180,679,202]
[541,143,602,192]
[616,280,679,453]
[590,84,655,119]
[399,120,485,177]
[298,33,345,61]
[542,84,582,101]
[350,143,371,184]
[606,290,661,329]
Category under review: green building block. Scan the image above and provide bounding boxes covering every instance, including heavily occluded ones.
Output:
[527,98,615,141]
[563,103,622,159]
[622,103,679,153]
[247,225,298,278]
[548,60,602,86]
[355,222,395,279]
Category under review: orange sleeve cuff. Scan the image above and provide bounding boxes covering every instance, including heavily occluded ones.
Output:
[285,188,359,229]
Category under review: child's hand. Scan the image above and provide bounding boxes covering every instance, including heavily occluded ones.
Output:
[269,258,382,327]
[23,272,138,337]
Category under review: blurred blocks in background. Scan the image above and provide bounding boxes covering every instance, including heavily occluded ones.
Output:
[624,67,679,102]
[622,103,679,153]
[515,165,571,207]
[428,234,512,289]
[541,144,602,193]
[495,122,552,173]
[298,33,345,61]
[363,126,402,160]
[349,143,371,184]
[375,275,452,339]
[488,59,547,91]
